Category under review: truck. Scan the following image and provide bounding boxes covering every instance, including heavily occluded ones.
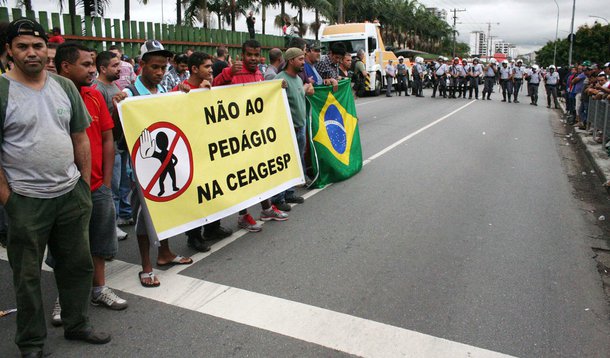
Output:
[320,22,404,96]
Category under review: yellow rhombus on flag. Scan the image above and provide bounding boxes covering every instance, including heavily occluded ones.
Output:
[312,91,358,166]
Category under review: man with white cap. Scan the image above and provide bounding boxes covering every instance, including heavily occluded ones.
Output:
[512,59,526,103]
[525,65,542,106]
[396,56,409,96]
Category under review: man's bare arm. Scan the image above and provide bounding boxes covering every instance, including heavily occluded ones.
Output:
[71,131,92,186]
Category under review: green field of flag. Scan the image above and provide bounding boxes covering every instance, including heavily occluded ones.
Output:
[308,79,363,188]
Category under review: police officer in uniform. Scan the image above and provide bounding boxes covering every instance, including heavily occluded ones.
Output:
[525,64,542,106]
[469,57,483,99]
[499,60,513,103]
[412,57,425,97]
[449,57,464,98]
[396,56,409,96]
[512,59,526,103]
[461,59,470,98]
[544,64,560,108]
[482,58,497,100]
[432,57,447,98]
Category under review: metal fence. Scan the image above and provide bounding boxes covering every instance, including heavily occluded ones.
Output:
[588,98,610,147]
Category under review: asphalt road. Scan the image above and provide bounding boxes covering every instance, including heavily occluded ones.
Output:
[1,85,609,358]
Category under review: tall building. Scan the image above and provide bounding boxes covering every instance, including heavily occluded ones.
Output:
[426,7,448,21]
[469,31,487,56]
[492,38,518,58]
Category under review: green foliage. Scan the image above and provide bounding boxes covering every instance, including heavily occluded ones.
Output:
[332,0,458,55]
[536,23,610,67]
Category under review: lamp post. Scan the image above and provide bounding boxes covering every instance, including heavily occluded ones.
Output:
[589,15,609,24]
[568,0,575,66]
[553,0,559,66]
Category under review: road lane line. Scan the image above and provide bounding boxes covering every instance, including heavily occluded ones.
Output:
[101,258,515,358]
[364,100,475,165]
[174,100,475,271]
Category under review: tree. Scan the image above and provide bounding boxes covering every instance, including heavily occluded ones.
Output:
[16,0,32,11]
[536,23,610,67]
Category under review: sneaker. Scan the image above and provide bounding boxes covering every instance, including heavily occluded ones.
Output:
[285,195,305,204]
[91,287,128,310]
[260,205,289,221]
[273,201,292,212]
[51,297,62,327]
[116,227,128,241]
[238,214,263,232]
[116,217,134,226]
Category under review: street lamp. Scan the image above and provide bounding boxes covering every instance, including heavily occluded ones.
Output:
[568,0,575,66]
[553,0,559,66]
[589,15,609,25]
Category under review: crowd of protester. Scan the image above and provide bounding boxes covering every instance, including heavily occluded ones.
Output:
[0,17,365,357]
[1,15,609,357]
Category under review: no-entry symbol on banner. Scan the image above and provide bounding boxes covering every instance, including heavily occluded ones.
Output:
[132,122,194,202]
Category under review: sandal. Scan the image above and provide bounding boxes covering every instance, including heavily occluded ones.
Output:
[139,271,160,287]
[157,255,193,267]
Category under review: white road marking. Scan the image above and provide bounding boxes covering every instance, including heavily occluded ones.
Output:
[0,100,504,357]
[100,258,515,358]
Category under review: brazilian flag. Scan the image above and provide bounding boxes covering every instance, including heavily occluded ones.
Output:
[308,79,362,188]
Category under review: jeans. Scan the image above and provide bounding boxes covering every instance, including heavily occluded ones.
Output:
[273,126,306,203]
[111,149,132,220]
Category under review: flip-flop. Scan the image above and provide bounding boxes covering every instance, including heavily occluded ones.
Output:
[139,271,160,287]
[156,255,193,267]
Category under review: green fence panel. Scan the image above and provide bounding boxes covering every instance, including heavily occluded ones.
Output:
[11,8,22,21]
[93,17,102,38]
[62,14,72,35]
[154,23,161,41]
[38,11,49,34]
[138,21,145,41]
[147,22,154,41]
[51,12,60,30]
[73,15,82,36]
[113,19,121,41]
[25,10,35,20]
[83,16,93,49]
[0,8,9,22]
[129,21,138,58]
[161,24,168,42]
[168,25,176,53]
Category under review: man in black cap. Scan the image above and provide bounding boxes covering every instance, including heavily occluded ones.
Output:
[0,18,111,357]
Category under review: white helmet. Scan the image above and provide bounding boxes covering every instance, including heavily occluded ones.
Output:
[490,58,497,64]
[502,60,508,65]
[398,56,404,61]
[516,59,523,64]
[532,64,539,71]
[549,64,556,70]
[415,56,424,64]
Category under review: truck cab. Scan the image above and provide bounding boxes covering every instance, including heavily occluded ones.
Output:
[320,22,401,96]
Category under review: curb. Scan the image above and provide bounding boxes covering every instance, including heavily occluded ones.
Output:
[557,99,610,187]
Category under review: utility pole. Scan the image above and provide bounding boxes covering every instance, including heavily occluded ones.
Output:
[486,22,500,59]
[452,8,466,58]
[568,0,576,66]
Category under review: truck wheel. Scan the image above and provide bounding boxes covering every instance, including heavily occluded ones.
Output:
[374,74,382,96]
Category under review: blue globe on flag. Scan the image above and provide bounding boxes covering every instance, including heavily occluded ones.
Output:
[323,104,347,154]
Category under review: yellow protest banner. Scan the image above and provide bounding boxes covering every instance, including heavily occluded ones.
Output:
[117,80,304,240]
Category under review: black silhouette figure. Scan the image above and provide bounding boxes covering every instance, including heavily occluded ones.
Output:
[151,132,179,196]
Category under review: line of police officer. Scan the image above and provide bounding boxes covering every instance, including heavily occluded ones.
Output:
[429,56,559,107]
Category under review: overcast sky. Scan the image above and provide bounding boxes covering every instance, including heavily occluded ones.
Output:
[29,0,610,55]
